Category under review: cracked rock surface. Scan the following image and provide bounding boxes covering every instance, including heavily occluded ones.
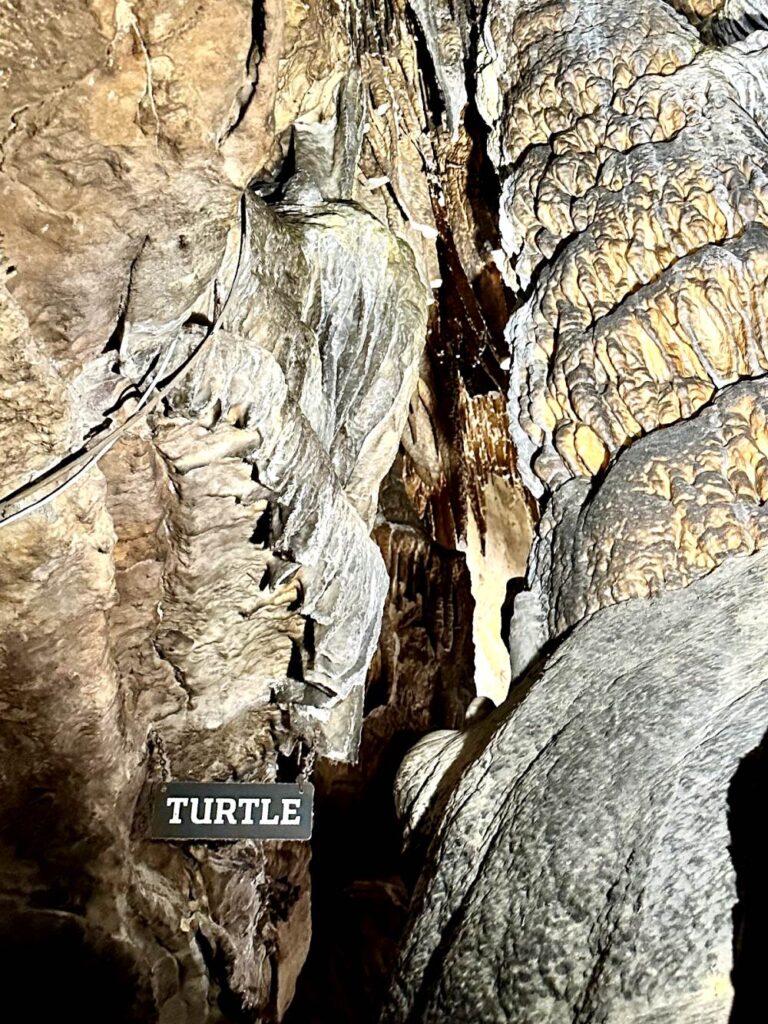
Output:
[2,0,766,1021]
[385,1,768,1022]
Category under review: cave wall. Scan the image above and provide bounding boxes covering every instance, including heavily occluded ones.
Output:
[3,0,766,1022]
[386,1,768,1022]
[0,0,522,1019]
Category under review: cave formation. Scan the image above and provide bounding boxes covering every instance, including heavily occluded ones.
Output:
[1,0,767,1021]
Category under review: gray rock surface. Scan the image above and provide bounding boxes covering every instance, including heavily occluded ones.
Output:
[385,2,768,1021]
[384,544,768,1023]
[3,0,765,1020]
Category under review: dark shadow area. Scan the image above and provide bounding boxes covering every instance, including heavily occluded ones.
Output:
[285,508,476,1023]
[501,575,525,651]
[283,738,417,1024]
[728,728,768,1022]
[0,908,152,1023]
[705,12,768,46]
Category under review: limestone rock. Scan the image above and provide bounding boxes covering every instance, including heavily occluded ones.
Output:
[511,377,768,667]
[385,2,768,1022]
[0,0,441,1018]
[479,0,768,495]
[383,543,768,1024]
[4,0,763,1020]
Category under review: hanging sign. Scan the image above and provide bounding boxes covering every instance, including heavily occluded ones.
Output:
[151,781,314,841]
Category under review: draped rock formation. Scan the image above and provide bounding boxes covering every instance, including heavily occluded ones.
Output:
[1,0,765,1022]
[387,2,768,1023]
[0,0,520,1018]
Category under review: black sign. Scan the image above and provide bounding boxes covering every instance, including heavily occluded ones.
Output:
[151,782,314,841]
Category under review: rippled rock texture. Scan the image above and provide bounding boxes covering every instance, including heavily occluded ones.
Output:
[387,545,768,1024]
[386,1,768,1022]
[0,0,527,1017]
[2,0,766,1022]
[0,0,446,1019]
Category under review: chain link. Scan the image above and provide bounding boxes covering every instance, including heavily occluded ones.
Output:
[149,728,172,783]
[297,744,316,792]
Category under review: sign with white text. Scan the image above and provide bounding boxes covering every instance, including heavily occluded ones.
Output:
[151,782,314,841]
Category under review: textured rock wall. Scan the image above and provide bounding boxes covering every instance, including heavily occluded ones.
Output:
[4,0,763,1021]
[0,0,527,1019]
[386,2,768,1022]
[0,1,432,1019]
[387,546,768,1023]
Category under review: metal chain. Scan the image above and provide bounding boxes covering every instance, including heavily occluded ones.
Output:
[149,728,172,782]
[297,744,316,792]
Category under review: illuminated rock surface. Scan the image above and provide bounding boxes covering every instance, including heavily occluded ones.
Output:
[384,544,768,1024]
[0,1,436,1018]
[1,0,765,1021]
[384,2,768,1022]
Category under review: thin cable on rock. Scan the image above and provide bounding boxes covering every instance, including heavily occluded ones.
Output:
[0,192,249,529]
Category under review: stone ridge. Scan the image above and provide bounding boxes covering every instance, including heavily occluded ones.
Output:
[383,535,768,1024]
[479,0,768,494]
